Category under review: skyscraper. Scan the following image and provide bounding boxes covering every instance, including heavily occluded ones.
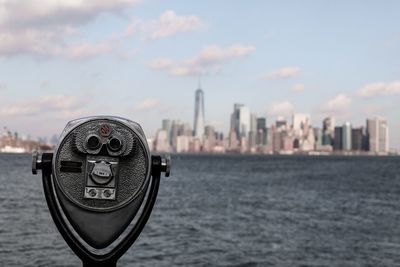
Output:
[292,113,311,135]
[351,127,364,151]
[314,127,322,148]
[193,87,205,139]
[367,117,389,153]
[249,113,257,149]
[256,117,267,145]
[333,126,343,150]
[322,117,335,146]
[257,118,266,131]
[162,119,172,145]
[153,130,170,152]
[230,104,250,138]
[275,117,287,131]
[342,122,352,150]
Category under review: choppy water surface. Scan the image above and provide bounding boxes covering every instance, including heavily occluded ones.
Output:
[1,154,400,266]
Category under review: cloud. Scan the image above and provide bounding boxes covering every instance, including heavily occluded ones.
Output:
[133,98,160,112]
[149,44,256,76]
[0,0,140,29]
[125,10,204,40]
[265,67,300,80]
[149,58,174,69]
[0,28,114,58]
[0,4,203,59]
[0,95,88,117]
[267,101,294,116]
[66,42,113,59]
[322,94,352,112]
[0,28,65,57]
[292,84,305,92]
[0,0,140,58]
[357,81,400,98]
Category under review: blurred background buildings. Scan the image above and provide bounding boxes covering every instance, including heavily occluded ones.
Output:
[152,85,392,155]
[0,127,54,153]
[0,85,392,156]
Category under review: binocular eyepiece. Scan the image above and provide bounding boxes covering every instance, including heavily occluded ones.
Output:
[32,116,170,267]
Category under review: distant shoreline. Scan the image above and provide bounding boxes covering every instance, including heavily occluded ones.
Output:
[156,152,400,157]
[0,151,398,157]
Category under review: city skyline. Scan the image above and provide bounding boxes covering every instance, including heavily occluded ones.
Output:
[151,89,392,154]
[0,85,395,152]
[0,87,393,155]
[0,1,399,148]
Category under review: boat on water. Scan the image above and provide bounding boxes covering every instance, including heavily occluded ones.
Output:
[0,145,27,153]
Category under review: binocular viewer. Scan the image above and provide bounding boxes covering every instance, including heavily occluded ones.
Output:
[32,116,170,267]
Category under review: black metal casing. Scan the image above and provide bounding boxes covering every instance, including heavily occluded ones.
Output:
[33,116,170,267]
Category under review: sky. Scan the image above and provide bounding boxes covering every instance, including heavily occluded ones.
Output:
[0,0,399,148]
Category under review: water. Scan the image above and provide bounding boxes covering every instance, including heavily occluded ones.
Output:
[1,154,400,267]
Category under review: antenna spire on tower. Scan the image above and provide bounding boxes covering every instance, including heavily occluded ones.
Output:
[194,80,205,140]
[198,75,202,89]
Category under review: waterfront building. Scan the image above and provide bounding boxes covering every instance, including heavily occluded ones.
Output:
[228,128,239,151]
[250,113,257,133]
[176,136,190,153]
[351,127,363,151]
[342,122,352,151]
[300,127,315,151]
[238,106,250,138]
[193,88,205,139]
[257,117,266,130]
[170,120,180,149]
[333,126,343,150]
[162,119,172,132]
[182,123,193,136]
[162,119,172,145]
[213,131,226,153]
[190,138,202,152]
[292,113,311,136]
[249,113,257,150]
[367,117,389,153]
[168,121,193,152]
[231,104,242,134]
[314,127,323,149]
[361,127,369,151]
[271,126,282,152]
[322,117,335,146]
[256,117,267,146]
[153,130,170,152]
[276,117,287,131]
[0,127,44,153]
[248,131,257,151]
[230,104,250,139]
[293,137,300,149]
[203,125,216,152]
[240,136,248,153]
[282,131,294,152]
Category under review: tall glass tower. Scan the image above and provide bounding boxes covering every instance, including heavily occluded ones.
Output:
[342,121,352,151]
[193,87,205,139]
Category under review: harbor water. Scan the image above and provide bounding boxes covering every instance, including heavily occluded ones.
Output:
[1,154,400,266]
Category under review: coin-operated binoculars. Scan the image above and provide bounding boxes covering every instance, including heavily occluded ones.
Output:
[32,116,170,267]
